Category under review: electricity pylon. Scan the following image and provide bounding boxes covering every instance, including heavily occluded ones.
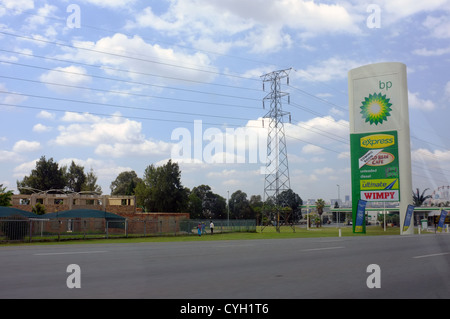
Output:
[261,68,292,232]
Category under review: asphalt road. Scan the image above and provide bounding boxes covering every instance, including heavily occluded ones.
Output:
[1,233,450,299]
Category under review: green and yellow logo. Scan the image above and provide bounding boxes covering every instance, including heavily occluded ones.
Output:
[360,179,399,191]
[360,93,392,125]
[361,134,395,149]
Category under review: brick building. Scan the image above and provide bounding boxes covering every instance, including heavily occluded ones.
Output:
[11,193,136,215]
[10,193,190,227]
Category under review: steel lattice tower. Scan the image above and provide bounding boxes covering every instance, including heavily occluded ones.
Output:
[261,69,292,232]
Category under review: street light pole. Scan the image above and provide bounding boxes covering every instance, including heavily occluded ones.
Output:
[227,191,230,230]
[337,184,340,227]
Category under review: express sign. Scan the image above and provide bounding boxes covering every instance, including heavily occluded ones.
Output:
[350,130,400,202]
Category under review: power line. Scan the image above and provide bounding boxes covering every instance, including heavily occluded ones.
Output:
[0,3,280,72]
[289,84,348,113]
[1,8,448,175]
[0,102,259,128]
[0,30,262,82]
[0,73,260,110]
[4,100,450,182]
[0,48,262,93]
[0,91,256,122]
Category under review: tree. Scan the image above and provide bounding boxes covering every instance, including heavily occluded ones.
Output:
[17,156,66,193]
[66,161,86,193]
[315,199,326,226]
[412,188,432,207]
[32,203,46,215]
[17,157,102,195]
[0,184,13,206]
[135,160,188,213]
[187,191,203,219]
[110,171,142,195]
[229,190,254,219]
[249,195,262,222]
[82,168,102,194]
[276,189,303,223]
[210,195,227,219]
[189,185,226,219]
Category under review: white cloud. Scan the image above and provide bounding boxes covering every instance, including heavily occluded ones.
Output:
[59,33,217,85]
[13,158,38,178]
[61,112,101,123]
[37,110,56,120]
[0,83,28,106]
[128,0,360,53]
[302,144,326,155]
[445,82,450,98]
[313,167,335,175]
[286,116,349,146]
[0,0,34,16]
[13,140,41,153]
[423,15,450,38]
[32,123,52,133]
[293,57,371,82]
[25,4,58,28]
[54,113,144,147]
[381,0,450,22]
[412,148,450,164]
[52,112,173,158]
[79,0,136,9]
[413,46,450,56]
[411,148,450,186]
[58,157,133,182]
[207,169,239,178]
[95,140,173,158]
[39,65,92,94]
[408,91,436,111]
[0,150,20,162]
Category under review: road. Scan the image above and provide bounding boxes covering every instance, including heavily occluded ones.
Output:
[1,233,450,299]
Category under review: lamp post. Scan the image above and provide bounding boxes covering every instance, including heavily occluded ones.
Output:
[337,184,340,227]
[227,191,230,230]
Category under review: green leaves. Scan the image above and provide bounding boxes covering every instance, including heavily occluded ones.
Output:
[135,160,188,213]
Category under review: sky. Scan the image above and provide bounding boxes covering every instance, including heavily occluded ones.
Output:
[0,0,450,204]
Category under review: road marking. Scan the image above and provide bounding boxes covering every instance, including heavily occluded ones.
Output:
[413,252,450,259]
[34,251,108,256]
[302,247,345,252]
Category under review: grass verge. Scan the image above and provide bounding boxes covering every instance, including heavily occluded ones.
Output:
[1,225,431,246]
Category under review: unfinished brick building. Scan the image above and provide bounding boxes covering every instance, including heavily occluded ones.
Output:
[11,193,136,215]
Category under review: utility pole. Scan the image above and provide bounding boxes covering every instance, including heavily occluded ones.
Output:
[261,68,292,233]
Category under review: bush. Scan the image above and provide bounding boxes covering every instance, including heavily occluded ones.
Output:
[32,203,46,215]
[1,215,30,240]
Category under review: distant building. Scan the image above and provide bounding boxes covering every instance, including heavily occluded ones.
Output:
[430,186,450,206]
[433,186,450,200]
[330,198,342,208]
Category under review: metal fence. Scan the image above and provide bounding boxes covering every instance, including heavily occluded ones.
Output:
[0,218,256,243]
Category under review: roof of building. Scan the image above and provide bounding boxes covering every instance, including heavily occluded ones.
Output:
[43,209,126,220]
[0,206,41,218]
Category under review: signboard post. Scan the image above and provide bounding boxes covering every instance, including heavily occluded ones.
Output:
[402,205,415,233]
[437,210,448,233]
[349,62,413,234]
[355,200,367,233]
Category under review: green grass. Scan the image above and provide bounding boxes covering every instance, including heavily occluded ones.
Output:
[1,225,431,246]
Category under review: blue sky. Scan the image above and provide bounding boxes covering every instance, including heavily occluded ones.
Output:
[0,0,450,203]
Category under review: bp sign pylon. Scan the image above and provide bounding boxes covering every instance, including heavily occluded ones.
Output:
[348,62,413,235]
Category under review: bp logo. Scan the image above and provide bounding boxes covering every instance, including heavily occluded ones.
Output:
[360,93,392,125]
